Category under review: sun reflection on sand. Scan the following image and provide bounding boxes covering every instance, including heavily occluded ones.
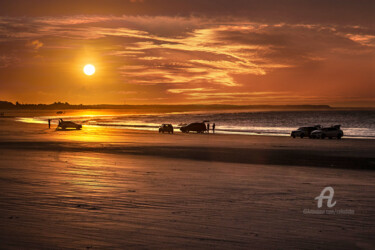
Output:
[56,125,125,143]
[62,126,101,140]
[17,117,47,124]
[60,155,110,191]
[54,152,147,204]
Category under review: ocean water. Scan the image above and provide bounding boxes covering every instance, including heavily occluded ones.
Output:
[19,110,375,139]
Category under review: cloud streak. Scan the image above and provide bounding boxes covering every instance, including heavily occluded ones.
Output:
[0,11,374,106]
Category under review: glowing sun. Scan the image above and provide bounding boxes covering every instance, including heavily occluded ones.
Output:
[83,64,95,75]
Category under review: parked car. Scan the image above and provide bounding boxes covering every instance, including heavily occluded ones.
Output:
[311,125,343,139]
[291,125,321,138]
[57,119,82,130]
[180,122,207,133]
[159,124,174,134]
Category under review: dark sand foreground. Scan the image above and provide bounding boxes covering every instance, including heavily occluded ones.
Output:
[0,118,374,249]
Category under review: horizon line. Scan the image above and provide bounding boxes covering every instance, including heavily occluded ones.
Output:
[1,101,375,109]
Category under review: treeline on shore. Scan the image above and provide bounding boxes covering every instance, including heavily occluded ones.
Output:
[0,100,332,111]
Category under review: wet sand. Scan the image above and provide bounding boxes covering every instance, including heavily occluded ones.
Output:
[0,118,374,249]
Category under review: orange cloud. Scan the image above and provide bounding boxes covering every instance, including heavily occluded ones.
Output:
[26,40,43,50]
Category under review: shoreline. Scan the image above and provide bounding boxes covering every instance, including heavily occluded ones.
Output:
[6,115,375,142]
[11,115,375,140]
[1,118,374,170]
[1,108,375,139]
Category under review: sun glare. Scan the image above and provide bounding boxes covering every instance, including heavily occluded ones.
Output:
[83,64,95,76]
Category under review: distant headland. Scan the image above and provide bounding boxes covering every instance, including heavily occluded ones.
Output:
[0,101,335,111]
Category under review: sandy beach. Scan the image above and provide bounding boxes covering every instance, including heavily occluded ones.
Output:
[0,117,374,249]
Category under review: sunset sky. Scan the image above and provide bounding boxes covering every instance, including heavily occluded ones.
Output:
[0,0,374,106]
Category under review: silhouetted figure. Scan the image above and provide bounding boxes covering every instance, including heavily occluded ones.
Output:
[213,123,215,133]
[48,119,51,129]
[207,123,210,133]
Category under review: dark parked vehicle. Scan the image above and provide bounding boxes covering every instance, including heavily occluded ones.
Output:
[291,125,321,138]
[159,124,174,134]
[57,119,82,130]
[311,125,343,139]
[180,122,207,133]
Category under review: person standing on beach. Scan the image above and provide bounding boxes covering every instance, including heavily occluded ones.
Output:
[48,119,51,129]
[207,123,210,133]
[213,123,215,133]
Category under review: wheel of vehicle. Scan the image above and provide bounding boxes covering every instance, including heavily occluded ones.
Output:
[300,134,304,138]
[292,134,296,138]
[321,134,326,139]
[337,134,342,139]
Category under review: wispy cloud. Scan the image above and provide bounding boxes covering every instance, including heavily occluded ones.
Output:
[26,39,43,50]
[344,34,375,47]
[0,14,374,105]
